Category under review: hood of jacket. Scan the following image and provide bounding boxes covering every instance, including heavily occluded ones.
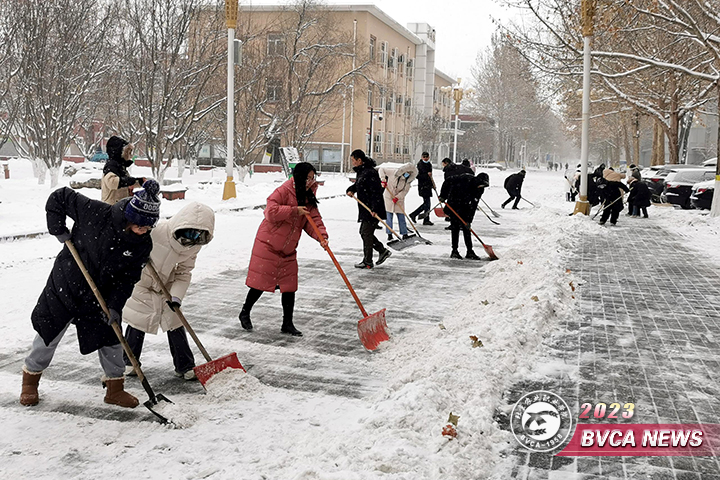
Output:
[164,202,215,253]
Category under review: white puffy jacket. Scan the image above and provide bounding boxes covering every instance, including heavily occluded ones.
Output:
[123,202,215,334]
[378,162,418,213]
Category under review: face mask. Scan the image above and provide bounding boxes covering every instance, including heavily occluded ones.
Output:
[176,228,204,246]
[422,159,429,163]
[403,172,410,179]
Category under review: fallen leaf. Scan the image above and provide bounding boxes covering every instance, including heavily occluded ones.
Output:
[469,335,484,348]
[517,261,523,265]
[438,323,446,330]
[531,295,539,302]
[448,412,460,426]
[566,268,572,274]
[569,281,575,292]
[481,300,489,305]
[442,424,458,438]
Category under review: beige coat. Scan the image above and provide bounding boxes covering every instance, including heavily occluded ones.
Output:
[101,172,132,204]
[123,202,215,334]
[378,162,418,213]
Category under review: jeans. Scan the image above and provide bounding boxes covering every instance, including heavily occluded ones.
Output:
[386,213,408,235]
[410,195,432,219]
[360,219,385,264]
[632,205,648,217]
[123,324,195,374]
[25,323,125,378]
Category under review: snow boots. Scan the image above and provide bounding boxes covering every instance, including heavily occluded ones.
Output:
[281,319,303,337]
[450,249,462,259]
[103,377,139,408]
[377,248,392,265]
[465,250,482,261]
[239,309,253,331]
[20,366,42,406]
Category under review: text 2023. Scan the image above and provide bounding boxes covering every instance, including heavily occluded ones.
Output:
[579,403,635,420]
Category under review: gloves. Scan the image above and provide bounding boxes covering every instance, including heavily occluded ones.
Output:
[392,197,398,204]
[381,181,387,188]
[438,197,446,203]
[166,296,182,312]
[102,309,121,326]
[55,229,72,243]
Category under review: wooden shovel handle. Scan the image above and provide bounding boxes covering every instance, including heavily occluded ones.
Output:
[351,195,403,241]
[303,213,369,317]
[65,240,156,398]
[146,261,213,363]
[441,201,488,248]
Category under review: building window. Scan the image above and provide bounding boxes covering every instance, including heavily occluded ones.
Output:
[396,95,403,114]
[407,59,414,79]
[380,41,388,68]
[377,87,384,109]
[369,36,376,62]
[267,34,285,56]
[374,132,383,153]
[267,82,282,103]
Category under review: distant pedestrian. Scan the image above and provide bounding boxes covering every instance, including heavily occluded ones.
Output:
[627,176,650,218]
[501,169,526,209]
[378,162,417,241]
[598,169,629,225]
[21,180,159,409]
[408,152,435,226]
[122,202,215,381]
[101,136,143,204]
[238,162,328,337]
[347,150,391,269]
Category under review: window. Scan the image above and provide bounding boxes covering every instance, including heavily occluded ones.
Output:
[380,41,388,68]
[407,59,414,79]
[388,132,394,154]
[377,87,385,109]
[369,36,376,61]
[367,87,373,107]
[267,82,282,103]
[267,34,285,56]
[385,96,393,112]
[396,95,403,114]
[390,48,398,71]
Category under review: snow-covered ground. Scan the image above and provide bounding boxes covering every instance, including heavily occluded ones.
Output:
[0,160,718,479]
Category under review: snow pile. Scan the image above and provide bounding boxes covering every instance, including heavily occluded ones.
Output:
[151,399,198,429]
[203,368,267,401]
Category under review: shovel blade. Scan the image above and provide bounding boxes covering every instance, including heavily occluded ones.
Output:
[434,207,447,218]
[357,308,389,351]
[143,393,173,424]
[483,243,499,261]
[194,352,246,388]
[387,235,421,251]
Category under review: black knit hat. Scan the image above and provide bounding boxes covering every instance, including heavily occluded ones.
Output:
[106,136,129,162]
[124,179,161,227]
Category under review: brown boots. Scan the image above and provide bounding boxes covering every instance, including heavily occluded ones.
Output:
[103,377,139,408]
[20,366,42,406]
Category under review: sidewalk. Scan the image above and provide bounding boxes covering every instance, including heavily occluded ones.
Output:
[502,217,720,479]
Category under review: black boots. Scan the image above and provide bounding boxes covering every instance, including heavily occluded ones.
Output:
[450,250,462,259]
[239,309,253,331]
[281,321,303,337]
[466,250,482,261]
[377,249,392,265]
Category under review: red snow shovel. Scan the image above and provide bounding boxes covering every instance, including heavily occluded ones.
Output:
[65,240,172,424]
[440,202,499,261]
[303,213,389,351]
[146,262,245,388]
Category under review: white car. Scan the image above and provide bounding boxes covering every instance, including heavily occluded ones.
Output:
[477,162,506,171]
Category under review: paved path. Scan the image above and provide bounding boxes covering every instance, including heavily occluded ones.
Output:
[502,218,720,479]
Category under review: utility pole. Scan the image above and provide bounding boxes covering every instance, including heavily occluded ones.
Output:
[222,0,238,200]
[573,0,595,216]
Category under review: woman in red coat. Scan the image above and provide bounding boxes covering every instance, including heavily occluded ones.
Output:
[239,162,328,336]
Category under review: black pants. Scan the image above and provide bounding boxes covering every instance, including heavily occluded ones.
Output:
[450,218,473,252]
[600,202,622,224]
[502,193,521,208]
[123,324,195,374]
[410,195,432,219]
[359,219,385,264]
[243,287,296,324]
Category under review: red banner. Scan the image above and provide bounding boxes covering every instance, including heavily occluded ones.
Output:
[556,424,720,456]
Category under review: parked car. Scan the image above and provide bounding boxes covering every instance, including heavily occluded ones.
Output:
[690,179,715,210]
[702,157,717,168]
[661,168,715,208]
[641,164,707,202]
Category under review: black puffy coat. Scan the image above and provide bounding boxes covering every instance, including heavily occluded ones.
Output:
[416,160,434,197]
[440,173,481,224]
[597,180,629,211]
[628,180,651,208]
[347,160,387,222]
[32,188,153,354]
[504,172,525,196]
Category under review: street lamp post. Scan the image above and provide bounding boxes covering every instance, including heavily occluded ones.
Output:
[573,0,596,215]
[222,0,239,200]
[441,80,473,163]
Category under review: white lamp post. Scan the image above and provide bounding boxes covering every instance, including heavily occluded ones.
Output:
[223,0,239,200]
[441,80,474,163]
[573,0,595,215]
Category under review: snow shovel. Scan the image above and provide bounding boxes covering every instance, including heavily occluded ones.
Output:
[480,198,501,218]
[477,204,500,225]
[351,196,417,251]
[146,262,245,388]
[303,213,389,351]
[65,240,172,424]
[397,203,432,245]
[440,202,499,261]
[520,197,536,207]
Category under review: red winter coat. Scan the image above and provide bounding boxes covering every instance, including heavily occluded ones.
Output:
[246,179,328,293]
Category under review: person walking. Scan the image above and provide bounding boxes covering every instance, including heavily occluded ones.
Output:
[238,162,328,337]
[122,202,215,380]
[347,149,391,269]
[21,180,160,409]
[439,172,488,260]
[627,176,651,218]
[598,168,629,225]
[101,136,143,204]
[501,169,526,209]
[378,162,417,241]
[408,152,434,226]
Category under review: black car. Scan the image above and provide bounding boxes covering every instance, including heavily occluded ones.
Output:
[690,180,715,210]
[661,168,715,209]
[642,164,709,203]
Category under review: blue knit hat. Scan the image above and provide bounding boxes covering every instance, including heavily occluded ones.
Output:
[124,179,161,227]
